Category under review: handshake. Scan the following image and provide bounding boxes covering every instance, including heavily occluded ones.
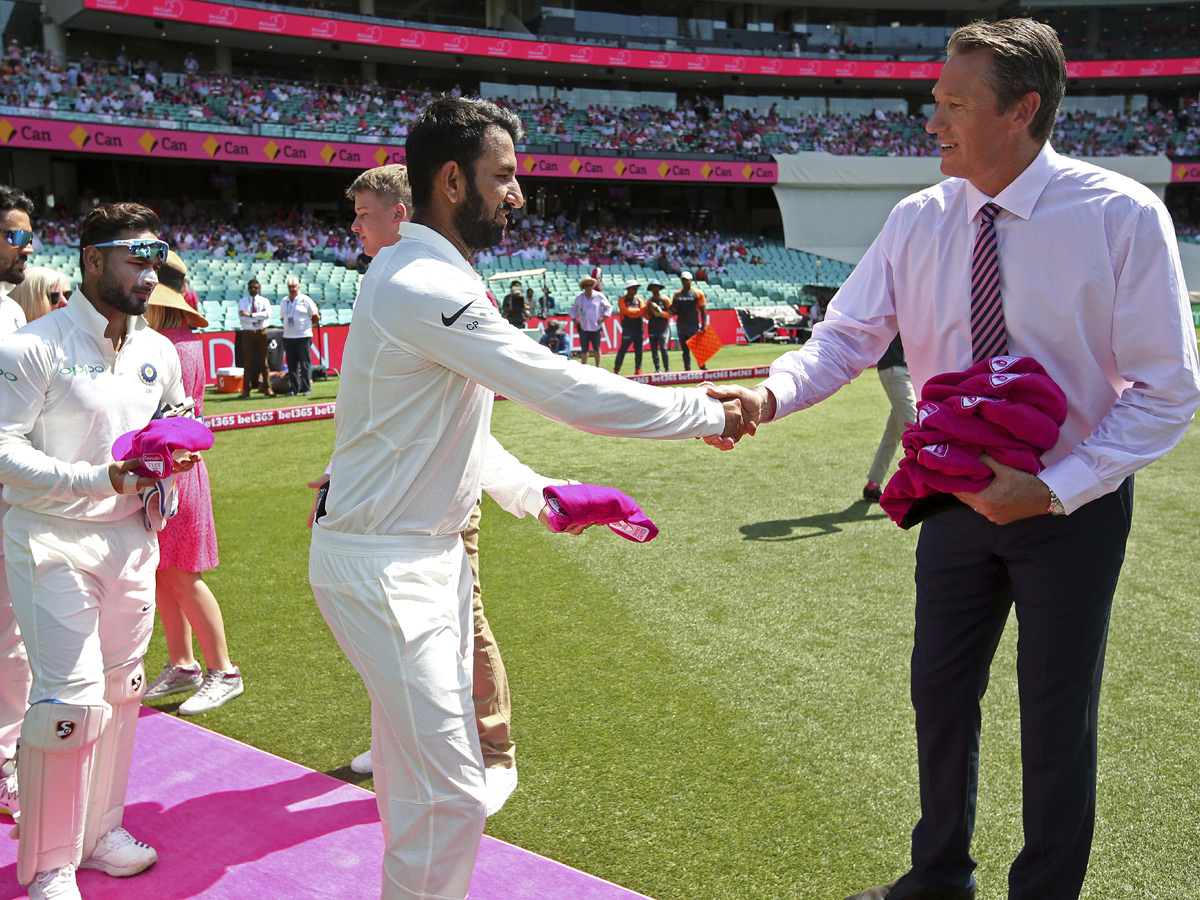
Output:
[702,383,776,451]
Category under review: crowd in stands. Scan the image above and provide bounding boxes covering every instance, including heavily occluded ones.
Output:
[6,44,1200,158]
[26,189,770,280]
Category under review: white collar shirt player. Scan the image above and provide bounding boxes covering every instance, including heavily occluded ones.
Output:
[238,293,271,330]
[281,292,319,339]
[0,291,184,521]
[322,222,724,538]
[761,143,1200,513]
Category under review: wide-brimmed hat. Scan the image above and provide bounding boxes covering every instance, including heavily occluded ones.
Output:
[579,276,597,288]
[148,251,207,328]
[647,279,665,289]
[624,278,640,289]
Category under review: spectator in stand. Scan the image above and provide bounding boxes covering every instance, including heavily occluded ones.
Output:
[613,278,646,376]
[142,252,244,715]
[10,265,69,323]
[570,275,611,367]
[644,279,672,373]
[237,278,274,397]
[672,271,707,371]
[280,275,320,396]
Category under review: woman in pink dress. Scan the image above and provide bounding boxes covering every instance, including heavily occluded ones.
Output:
[142,252,244,715]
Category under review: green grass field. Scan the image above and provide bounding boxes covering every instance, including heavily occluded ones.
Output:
[147,343,1200,900]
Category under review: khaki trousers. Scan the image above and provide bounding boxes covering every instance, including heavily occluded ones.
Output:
[463,502,514,769]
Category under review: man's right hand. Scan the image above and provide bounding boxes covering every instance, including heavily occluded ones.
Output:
[307,472,330,527]
[108,459,158,494]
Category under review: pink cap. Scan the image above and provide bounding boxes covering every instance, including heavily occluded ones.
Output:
[112,417,215,479]
[542,483,658,543]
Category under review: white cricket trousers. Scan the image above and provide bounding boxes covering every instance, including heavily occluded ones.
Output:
[867,363,917,488]
[3,506,157,705]
[310,526,486,900]
[0,497,32,763]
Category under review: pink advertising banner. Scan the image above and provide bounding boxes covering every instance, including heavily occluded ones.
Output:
[0,115,777,182]
[1171,162,1200,183]
[83,0,1200,81]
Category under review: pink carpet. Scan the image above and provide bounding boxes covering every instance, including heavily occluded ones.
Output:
[0,708,652,900]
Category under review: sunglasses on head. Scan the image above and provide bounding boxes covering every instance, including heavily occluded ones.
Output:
[90,238,170,263]
[2,229,34,249]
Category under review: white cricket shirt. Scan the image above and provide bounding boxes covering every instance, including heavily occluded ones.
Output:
[322,222,725,537]
[0,292,184,521]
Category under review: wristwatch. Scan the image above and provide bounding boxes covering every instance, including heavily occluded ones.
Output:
[1046,487,1066,516]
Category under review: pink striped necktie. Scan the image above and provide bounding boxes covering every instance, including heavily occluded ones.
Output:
[970,203,1008,362]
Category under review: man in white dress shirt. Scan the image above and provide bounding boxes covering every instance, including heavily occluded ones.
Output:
[309,96,750,900]
[280,275,320,396]
[717,18,1200,900]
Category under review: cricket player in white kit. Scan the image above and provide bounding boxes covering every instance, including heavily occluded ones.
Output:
[309,97,754,900]
[0,185,37,817]
[0,203,196,900]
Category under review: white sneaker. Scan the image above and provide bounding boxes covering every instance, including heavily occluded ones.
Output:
[29,865,81,900]
[0,757,18,815]
[79,826,157,876]
[144,662,202,700]
[485,764,518,817]
[350,749,373,774]
[178,667,244,715]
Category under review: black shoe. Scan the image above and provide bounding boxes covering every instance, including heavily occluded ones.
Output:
[844,877,974,900]
[862,484,882,503]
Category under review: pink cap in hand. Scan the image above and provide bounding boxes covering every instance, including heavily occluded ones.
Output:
[112,417,214,479]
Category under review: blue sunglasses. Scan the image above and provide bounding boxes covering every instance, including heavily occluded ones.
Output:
[2,230,34,249]
[91,238,170,263]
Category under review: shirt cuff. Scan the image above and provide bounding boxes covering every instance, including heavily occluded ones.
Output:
[88,463,119,499]
[758,373,799,421]
[1038,453,1106,515]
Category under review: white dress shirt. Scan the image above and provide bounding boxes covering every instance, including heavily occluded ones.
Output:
[238,294,271,331]
[761,144,1200,513]
[570,292,612,331]
[322,222,724,538]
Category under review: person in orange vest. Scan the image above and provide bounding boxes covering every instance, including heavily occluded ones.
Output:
[613,278,646,376]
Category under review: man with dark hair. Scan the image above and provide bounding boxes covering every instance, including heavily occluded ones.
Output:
[501,278,527,328]
[710,18,1200,900]
[236,278,273,397]
[0,185,36,307]
[310,95,751,900]
[0,202,198,900]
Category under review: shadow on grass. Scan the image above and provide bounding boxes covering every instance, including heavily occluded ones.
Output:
[739,501,888,541]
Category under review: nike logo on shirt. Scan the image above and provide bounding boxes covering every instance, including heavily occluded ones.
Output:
[441,301,474,327]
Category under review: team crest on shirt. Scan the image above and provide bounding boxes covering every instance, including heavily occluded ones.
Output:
[138,363,158,385]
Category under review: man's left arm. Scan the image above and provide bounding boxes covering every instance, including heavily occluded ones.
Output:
[698,290,707,329]
[965,201,1200,524]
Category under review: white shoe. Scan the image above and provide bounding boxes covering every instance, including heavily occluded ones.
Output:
[178,667,244,715]
[485,764,518,817]
[0,757,18,815]
[350,749,372,774]
[29,865,81,900]
[79,826,158,876]
[144,662,203,700]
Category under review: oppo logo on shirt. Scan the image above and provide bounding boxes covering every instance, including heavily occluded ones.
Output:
[59,365,105,376]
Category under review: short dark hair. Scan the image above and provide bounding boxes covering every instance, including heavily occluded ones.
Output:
[406,96,525,210]
[946,18,1066,145]
[79,202,161,270]
[0,185,34,220]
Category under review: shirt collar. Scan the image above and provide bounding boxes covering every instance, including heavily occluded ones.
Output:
[66,289,146,345]
[397,223,481,282]
[964,142,1056,223]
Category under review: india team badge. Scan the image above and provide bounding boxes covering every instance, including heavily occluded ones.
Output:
[138,362,158,386]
